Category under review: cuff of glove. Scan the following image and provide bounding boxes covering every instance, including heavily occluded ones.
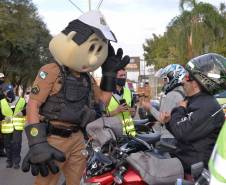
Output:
[100,75,116,92]
[25,123,48,147]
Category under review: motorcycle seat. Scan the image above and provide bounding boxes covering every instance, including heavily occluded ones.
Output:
[136,132,161,145]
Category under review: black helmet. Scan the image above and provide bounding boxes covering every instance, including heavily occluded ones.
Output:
[185,53,226,95]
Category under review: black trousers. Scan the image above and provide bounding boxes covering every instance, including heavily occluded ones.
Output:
[3,130,22,165]
[0,133,4,152]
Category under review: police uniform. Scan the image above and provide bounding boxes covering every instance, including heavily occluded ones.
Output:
[29,62,100,185]
[0,96,26,168]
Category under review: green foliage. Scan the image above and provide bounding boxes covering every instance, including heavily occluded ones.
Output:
[0,0,52,93]
[143,1,226,70]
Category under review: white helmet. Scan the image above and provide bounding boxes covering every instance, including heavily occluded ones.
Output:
[0,73,5,78]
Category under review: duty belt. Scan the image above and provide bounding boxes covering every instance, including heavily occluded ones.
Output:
[47,124,80,138]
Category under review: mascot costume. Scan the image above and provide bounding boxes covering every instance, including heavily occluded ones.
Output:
[21,10,130,185]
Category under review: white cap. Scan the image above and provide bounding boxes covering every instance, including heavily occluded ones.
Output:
[78,10,117,42]
[0,73,5,78]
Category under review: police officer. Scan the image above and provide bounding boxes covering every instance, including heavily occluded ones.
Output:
[21,11,129,185]
[160,53,226,173]
[106,68,136,136]
[0,84,26,169]
[142,64,186,138]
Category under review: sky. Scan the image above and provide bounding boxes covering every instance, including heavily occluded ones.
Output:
[32,0,225,58]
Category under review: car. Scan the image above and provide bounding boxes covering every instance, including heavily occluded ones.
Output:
[214,90,226,119]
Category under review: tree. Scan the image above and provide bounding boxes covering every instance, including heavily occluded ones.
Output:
[0,0,52,94]
[143,1,226,69]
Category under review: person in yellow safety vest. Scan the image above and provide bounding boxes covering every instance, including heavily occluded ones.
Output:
[0,84,26,169]
[106,68,136,136]
[209,120,226,185]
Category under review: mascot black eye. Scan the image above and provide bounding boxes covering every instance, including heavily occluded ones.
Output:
[89,44,95,52]
[97,46,102,52]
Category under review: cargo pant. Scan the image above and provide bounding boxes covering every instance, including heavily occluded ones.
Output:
[34,130,86,185]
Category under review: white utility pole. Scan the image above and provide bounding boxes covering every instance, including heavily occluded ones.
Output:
[88,0,91,11]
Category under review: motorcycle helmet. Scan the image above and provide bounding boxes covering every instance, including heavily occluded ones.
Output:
[2,84,15,102]
[185,53,226,95]
[160,64,186,94]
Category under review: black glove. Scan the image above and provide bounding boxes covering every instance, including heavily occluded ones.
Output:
[22,123,66,177]
[100,43,130,92]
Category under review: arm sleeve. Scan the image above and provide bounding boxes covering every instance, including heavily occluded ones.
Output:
[150,107,161,122]
[150,91,184,122]
[166,102,224,142]
[161,91,184,113]
[29,63,60,104]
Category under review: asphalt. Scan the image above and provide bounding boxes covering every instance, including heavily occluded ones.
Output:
[0,113,141,185]
[0,132,64,185]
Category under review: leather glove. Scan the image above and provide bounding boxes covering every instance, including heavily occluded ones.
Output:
[22,123,66,177]
[100,43,130,92]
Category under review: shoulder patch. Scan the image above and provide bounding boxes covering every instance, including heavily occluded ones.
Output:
[39,71,48,79]
[31,85,40,95]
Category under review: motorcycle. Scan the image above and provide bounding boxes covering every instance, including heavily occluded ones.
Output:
[81,121,210,185]
[81,123,179,185]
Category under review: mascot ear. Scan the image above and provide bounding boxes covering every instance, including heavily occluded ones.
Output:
[49,31,78,65]
[66,31,76,41]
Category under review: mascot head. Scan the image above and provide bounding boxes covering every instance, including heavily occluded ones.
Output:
[49,10,117,72]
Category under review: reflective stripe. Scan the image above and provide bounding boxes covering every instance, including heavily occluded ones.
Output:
[12,117,25,130]
[13,122,25,130]
[1,117,25,133]
[1,121,14,134]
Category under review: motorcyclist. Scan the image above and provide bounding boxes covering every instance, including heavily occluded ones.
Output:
[142,64,186,138]
[161,53,226,173]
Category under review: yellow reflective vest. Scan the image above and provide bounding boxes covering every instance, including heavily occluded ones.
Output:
[107,87,136,136]
[0,97,26,134]
[209,121,226,184]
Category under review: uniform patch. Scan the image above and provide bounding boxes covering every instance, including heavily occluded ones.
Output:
[31,85,40,94]
[30,127,38,137]
[39,71,48,79]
